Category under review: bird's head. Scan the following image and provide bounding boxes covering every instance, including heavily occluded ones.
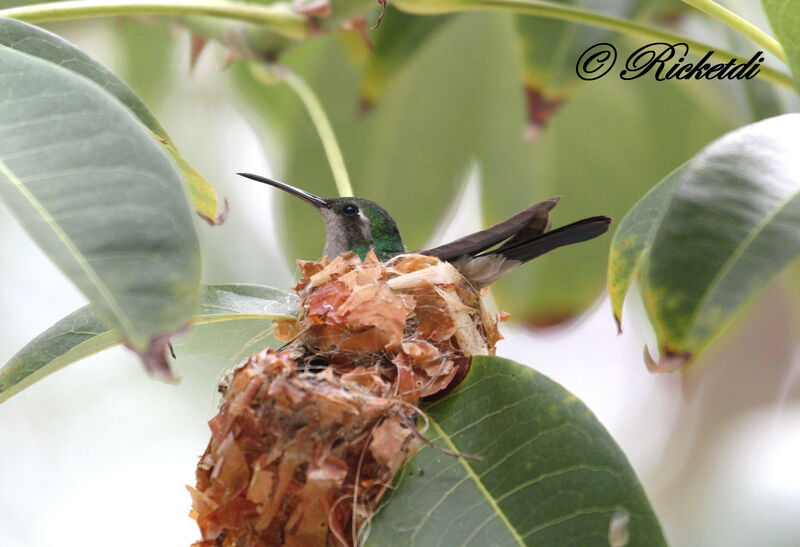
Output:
[238,173,404,261]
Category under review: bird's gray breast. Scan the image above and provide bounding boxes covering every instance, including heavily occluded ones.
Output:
[320,209,372,259]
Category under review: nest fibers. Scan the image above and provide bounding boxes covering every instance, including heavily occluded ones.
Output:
[189,251,506,546]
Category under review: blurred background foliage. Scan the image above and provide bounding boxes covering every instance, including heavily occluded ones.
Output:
[234,6,747,325]
[1,0,800,545]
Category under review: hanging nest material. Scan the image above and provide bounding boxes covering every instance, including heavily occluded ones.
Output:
[189,251,506,546]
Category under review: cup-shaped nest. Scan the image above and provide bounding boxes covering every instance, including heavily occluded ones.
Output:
[190,252,506,545]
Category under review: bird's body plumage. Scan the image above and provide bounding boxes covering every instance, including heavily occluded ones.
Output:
[238,173,611,287]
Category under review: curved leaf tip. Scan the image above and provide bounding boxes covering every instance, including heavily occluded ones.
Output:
[643,345,689,373]
[610,114,800,370]
[128,333,183,381]
[198,197,230,226]
[0,285,297,403]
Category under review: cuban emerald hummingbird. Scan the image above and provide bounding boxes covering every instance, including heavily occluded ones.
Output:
[238,173,611,288]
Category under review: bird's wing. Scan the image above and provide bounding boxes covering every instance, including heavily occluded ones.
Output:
[420,197,561,261]
[479,216,611,262]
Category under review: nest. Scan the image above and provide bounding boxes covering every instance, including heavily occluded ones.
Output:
[190,251,506,546]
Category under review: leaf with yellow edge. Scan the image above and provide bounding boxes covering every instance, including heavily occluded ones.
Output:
[161,138,223,223]
[608,114,800,370]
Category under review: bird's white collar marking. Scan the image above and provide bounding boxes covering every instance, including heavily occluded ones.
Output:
[358,211,372,240]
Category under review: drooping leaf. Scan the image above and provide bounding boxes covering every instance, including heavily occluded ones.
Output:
[513,0,636,133]
[0,18,220,219]
[359,7,450,109]
[368,355,666,545]
[0,284,297,403]
[608,114,800,370]
[0,45,201,373]
[607,167,680,332]
[762,0,800,90]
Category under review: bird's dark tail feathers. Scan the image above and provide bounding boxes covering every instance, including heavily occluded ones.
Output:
[482,216,612,263]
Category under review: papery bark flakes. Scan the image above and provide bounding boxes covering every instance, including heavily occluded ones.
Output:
[191,252,503,545]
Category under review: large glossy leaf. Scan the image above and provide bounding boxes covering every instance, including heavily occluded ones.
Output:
[367,355,665,545]
[0,45,201,371]
[608,114,800,370]
[0,284,297,403]
[235,13,739,325]
[0,18,220,220]
[762,0,800,90]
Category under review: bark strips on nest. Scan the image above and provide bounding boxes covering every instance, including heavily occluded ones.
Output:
[190,251,505,546]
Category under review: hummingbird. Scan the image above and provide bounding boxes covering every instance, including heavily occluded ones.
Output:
[238,173,611,288]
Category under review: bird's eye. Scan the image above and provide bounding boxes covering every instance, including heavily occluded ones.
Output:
[343,204,359,216]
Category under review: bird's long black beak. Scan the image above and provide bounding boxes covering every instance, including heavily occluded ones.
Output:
[237,172,329,209]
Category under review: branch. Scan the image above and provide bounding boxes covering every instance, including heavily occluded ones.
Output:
[250,64,354,198]
[679,0,787,63]
[0,0,310,40]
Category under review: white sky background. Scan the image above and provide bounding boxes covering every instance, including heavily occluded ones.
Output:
[1,22,800,547]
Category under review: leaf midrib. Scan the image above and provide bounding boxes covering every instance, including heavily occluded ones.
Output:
[684,184,800,346]
[426,418,525,546]
[0,310,294,403]
[0,158,143,344]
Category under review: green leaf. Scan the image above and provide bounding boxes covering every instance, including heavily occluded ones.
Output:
[607,166,680,332]
[368,355,665,546]
[0,45,201,369]
[359,8,450,108]
[608,114,800,370]
[761,0,800,90]
[0,17,220,219]
[0,284,297,403]
[513,1,636,131]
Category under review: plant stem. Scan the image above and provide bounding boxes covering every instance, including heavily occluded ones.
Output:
[394,0,794,90]
[251,64,354,198]
[679,0,787,63]
[1,0,793,90]
[0,0,309,40]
